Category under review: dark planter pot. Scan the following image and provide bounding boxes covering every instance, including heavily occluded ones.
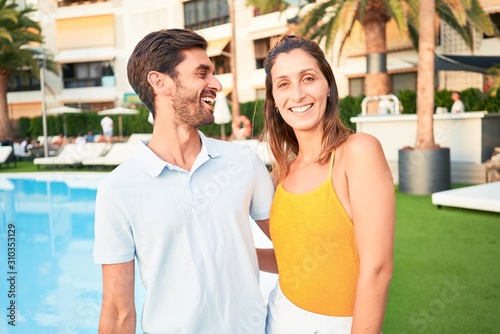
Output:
[398,148,451,195]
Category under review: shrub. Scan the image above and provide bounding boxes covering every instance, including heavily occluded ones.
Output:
[435,89,452,109]
[339,95,364,130]
[398,90,417,114]
[461,88,485,111]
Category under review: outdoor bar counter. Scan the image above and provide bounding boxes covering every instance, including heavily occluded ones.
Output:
[350,111,500,183]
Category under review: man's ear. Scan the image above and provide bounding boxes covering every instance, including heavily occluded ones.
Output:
[147,71,172,96]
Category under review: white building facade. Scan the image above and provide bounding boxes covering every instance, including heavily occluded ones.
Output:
[6,0,500,120]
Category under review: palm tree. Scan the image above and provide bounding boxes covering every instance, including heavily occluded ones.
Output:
[416,0,436,150]
[228,0,240,119]
[0,0,55,140]
[248,0,497,101]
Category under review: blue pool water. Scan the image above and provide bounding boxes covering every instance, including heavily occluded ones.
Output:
[0,173,145,334]
[0,172,276,333]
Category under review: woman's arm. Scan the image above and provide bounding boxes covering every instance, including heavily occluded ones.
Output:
[345,133,395,334]
[255,218,278,274]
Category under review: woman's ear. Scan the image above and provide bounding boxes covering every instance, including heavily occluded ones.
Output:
[148,71,172,95]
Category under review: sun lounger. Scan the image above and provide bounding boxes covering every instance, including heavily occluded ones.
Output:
[82,143,137,167]
[431,182,500,213]
[33,143,107,168]
[127,133,152,145]
[13,143,32,160]
[0,146,16,168]
[232,139,274,166]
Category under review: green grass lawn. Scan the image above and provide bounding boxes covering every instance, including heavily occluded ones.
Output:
[0,159,113,173]
[0,159,39,173]
[1,162,498,332]
[384,191,500,333]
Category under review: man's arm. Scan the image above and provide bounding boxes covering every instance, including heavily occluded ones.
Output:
[99,260,136,334]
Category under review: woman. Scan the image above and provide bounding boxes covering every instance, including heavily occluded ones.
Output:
[261,35,395,334]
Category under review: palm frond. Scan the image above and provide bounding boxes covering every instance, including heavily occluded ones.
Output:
[436,0,474,49]
[487,66,500,97]
[385,0,408,36]
[467,0,498,36]
[335,2,360,55]
[0,27,12,42]
[441,0,467,26]
[357,0,370,22]
[407,23,420,50]
[245,0,287,14]
[300,1,360,50]
[299,1,336,37]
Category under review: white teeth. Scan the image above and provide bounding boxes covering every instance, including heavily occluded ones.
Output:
[290,104,312,113]
[201,97,215,105]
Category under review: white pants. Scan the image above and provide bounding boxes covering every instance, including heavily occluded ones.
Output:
[266,283,352,334]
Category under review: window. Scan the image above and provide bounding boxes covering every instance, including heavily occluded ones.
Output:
[484,13,500,38]
[391,72,416,94]
[254,38,271,69]
[184,0,229,30]
[210,41,231,74]
[8,70,41,92]
[348,77,365,96]
[62,61,114,89]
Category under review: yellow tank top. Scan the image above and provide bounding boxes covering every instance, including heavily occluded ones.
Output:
[270,151,359,316]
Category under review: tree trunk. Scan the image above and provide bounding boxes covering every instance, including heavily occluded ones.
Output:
[415,0,436,149]
[228,0,240,119]
[0,70,15,140]
[364,7,390,114]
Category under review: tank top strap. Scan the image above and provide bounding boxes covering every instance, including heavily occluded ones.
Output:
[328,151,335,179]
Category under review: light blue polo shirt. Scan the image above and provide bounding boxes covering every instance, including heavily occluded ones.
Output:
[93,132,274,334]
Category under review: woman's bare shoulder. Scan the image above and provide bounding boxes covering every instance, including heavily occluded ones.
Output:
[342,132,384,157]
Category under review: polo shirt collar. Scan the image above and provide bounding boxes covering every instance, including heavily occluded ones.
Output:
[135,131,220,178]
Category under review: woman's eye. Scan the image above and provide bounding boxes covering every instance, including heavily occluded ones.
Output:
[304,76,314,82]
[277,82,288,88]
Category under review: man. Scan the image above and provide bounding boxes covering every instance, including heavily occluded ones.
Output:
[451,91,465,113]
[93,29,274,333]
[100,115,114,140]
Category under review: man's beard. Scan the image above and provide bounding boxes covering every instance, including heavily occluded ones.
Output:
[172,81,214,128]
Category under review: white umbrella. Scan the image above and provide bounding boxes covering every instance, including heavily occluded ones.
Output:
[46,106,82,115]
[98,107,139,138]
[213,92,232,140]
[47,106,82,137]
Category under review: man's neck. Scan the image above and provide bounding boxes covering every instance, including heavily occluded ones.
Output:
[148,123,202,171]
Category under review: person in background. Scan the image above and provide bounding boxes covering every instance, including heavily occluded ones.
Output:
[451,91,465,113]
[50,133,66,148]
[19,137,30,153]
[74,133,87,145]
[86,131,95,142]
[93,29,274,334]
[100,115,114,141]
[259,35,395,334]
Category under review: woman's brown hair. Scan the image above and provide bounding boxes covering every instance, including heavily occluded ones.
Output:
[262,35,352,183]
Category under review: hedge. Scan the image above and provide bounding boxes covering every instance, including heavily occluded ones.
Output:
[16,88,500,140]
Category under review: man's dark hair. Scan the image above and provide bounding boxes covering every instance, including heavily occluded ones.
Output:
[127,29,207,116]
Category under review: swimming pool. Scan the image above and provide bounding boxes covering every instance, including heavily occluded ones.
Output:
[0,172,276,333]
[0,173,145,334]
